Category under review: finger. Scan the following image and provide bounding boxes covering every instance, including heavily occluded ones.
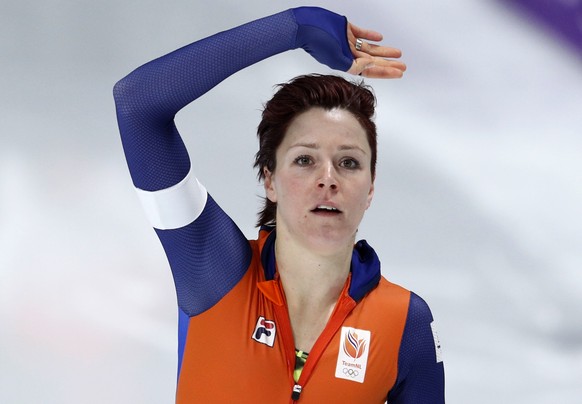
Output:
[355,43,403,59]
[368,57,407,72]
[348,23,383,42]
[347,23,381,55]
[347,23,402,60]
[349,56,407,74]
[347,58,373,76]
[361,65,405,79]
[348,58,406,79]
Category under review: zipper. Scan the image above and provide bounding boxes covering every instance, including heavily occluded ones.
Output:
[270,285,301,402]
[295,294,355,393]
[291,384,302,401]
[268,276,356,402]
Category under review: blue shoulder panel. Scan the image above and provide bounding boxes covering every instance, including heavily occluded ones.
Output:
[387,292,445,403]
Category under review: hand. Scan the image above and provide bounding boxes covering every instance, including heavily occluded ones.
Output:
[346,23,407,78]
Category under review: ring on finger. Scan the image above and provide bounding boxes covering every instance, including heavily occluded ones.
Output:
[355,38,363,51]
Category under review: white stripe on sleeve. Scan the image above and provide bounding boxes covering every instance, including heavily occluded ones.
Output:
[135,170,207,230]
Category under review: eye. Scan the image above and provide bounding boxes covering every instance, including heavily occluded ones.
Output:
[339,158,360,169]
[294,155,313,166]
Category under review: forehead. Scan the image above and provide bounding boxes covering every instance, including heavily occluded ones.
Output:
[281,108,369,151]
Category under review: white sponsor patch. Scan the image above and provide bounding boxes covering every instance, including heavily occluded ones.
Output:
[431,321,443,363]
[251,316,276,348]
[335,327,371,383]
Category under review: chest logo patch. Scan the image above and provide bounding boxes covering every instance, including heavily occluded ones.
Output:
[252,316,276,348]
[335,327,371,383]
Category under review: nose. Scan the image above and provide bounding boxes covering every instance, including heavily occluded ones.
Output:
[317,162,338,190]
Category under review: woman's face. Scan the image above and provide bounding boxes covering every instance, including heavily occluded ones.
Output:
[264,107,375,253]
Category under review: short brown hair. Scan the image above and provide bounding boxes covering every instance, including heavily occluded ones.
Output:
[254,74,377,227]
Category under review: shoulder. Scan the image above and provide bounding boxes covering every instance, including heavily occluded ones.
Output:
[374,276,410,298]
[372,278,435,318]
[383,283,445,402]
[353,278,411,339]
[406,290,436,325]
[355,277,412,323]
[366,278,441,363]
[395,287,443,381]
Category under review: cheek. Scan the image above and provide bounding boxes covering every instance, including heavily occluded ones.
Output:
[276,175,306,203]
[276,175,315,222]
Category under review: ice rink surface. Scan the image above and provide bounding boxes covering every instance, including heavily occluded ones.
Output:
[1,1,581,402]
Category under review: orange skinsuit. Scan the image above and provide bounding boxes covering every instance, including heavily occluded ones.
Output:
[176,227,413,403]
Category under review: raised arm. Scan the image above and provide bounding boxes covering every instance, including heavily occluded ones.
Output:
[113,7,405,316]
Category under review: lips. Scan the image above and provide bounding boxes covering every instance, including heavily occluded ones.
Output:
[311,204,342,214]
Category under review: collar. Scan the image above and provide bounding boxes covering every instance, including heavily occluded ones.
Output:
[258,226,381,303]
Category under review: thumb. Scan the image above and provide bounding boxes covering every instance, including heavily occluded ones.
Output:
[348,58,375,76]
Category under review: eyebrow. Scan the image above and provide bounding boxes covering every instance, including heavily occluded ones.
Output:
[289,143,367,154]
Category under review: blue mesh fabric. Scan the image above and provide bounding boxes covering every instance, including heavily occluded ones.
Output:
[387,292,445,403]
[155,194,252,316]
[113,11,299,316]
[113,10,298,191]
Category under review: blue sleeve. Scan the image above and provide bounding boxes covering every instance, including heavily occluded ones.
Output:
[113,8,355,316]
[387,293,445,403]
[293,7,353,71]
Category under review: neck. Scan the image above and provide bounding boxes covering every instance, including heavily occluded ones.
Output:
[273,231,354,352]
[275,233,353,293]
[274,229,353,311]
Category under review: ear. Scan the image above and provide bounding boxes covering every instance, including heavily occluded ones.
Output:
[365,180,375,210]
[263,168,277,203]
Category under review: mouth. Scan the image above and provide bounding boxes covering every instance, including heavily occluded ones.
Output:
[311,205,342,215]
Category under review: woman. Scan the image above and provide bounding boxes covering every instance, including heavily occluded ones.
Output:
[114,6,444,403]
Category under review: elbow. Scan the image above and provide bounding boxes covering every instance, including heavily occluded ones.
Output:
[113,72,146,121]
[113,67,168,125]
[113,74,134,108]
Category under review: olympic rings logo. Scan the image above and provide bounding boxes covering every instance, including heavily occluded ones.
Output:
[343,368,359,378]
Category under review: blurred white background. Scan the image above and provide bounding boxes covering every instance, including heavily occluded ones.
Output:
[1,0,581,402]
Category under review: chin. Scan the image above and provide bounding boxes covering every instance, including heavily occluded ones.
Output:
[303,227,357,252]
